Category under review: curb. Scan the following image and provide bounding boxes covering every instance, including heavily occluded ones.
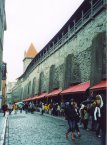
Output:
[0,113,8,145]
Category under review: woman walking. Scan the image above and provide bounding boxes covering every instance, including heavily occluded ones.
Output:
[64,99,77,140]
[74,101,81,137]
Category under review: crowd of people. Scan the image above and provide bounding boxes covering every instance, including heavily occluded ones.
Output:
[64,94,106,145]
[1,93,106,145]
[21,94,105,144]
[1,103,19,115]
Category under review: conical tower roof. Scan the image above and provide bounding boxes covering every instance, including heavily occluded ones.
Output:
[25,43,37,59]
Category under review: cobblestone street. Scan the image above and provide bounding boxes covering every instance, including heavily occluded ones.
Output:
[8,111,101,145]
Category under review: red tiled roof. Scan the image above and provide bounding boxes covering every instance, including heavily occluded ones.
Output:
[24,43,38,59]
[90,80,107,91]
[46,89,62,97]
[61,82,90,95]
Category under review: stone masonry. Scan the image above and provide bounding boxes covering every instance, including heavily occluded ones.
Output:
[12,0,107,101]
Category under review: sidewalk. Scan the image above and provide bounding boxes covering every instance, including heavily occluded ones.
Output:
[0,112,8,145]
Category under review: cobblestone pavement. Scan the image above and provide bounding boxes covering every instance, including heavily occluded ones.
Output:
[8,111,101,145]
[0,113,4,135]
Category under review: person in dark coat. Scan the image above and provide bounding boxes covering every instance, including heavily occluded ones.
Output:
[24,102,29,114]
[2,103,8,116]
[64,99,76,140]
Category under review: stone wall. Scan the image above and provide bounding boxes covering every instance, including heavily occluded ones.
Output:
[15,8,106,100]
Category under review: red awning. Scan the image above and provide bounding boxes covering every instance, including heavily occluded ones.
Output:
[90,80,107,91]
[46,89,62,97]
[31,95,38,101]
[36,93,48,100]
[23,97,33,102]
[23,98,28,102]
[61,82,90,95]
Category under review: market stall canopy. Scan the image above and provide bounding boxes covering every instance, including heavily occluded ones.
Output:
[23,97,33,102]
[31,95,38,101]
[90,80,107,91]
[61,82,90,95]
[46,89,62,97]
[36,93,48,100]
[22,98,28,102]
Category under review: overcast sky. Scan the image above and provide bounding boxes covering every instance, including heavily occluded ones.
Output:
[3,0,84,82]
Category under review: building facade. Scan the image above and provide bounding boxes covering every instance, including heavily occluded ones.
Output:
[12,0,107,101]
[7,81,17,93]
[6,81,17,103]
[1,62,7,105]
[0,0,6,90]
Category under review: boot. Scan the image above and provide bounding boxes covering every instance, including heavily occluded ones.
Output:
[66,132,68,140]
[71,132,75,140]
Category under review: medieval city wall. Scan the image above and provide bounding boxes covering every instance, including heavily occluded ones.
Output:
[20,10,106,99]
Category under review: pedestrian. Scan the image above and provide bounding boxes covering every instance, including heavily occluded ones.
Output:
[29,102,35,113]
[2,103,8,116]
[100,94,106,145]
[24,102,28,114]
[8,103,13,115]
[57,104,61,116]
[82,106,89,130]
[19,105,23,113]
[13,103,17,114]
[41,103,44,115]
[74,101,81,137]
[89,102,96,131]
[64,99,77,140]
[94,94,103,138]
[79,104,85,127]
[60,101,65,116]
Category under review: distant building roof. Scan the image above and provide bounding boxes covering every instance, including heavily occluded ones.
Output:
[24,43,38,59]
